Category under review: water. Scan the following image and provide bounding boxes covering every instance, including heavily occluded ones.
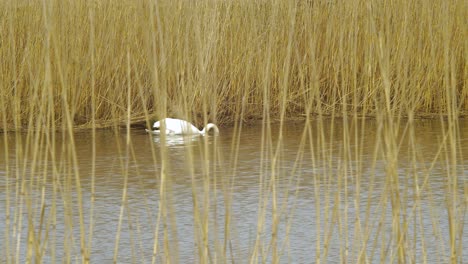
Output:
[0,119,466,263]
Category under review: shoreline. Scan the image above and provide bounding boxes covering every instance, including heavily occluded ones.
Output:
[1,111,467,133]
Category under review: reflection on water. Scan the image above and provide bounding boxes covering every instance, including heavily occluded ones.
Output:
[151,133,204,147]
[0,119,466,263]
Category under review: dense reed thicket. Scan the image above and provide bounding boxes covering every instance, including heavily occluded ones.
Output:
[0,0,466,130]
[0,1,466,263]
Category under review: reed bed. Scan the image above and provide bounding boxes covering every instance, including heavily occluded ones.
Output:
[0,0,466,263]
[0,0,466,130]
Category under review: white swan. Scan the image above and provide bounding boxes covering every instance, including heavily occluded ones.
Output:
[145,118,219,135]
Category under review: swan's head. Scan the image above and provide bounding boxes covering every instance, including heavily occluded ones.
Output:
[204,123,220,135]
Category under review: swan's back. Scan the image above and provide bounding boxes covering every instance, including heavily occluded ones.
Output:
[158,118,201,134]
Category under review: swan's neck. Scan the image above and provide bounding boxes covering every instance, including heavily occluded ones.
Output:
[201,123,219,135]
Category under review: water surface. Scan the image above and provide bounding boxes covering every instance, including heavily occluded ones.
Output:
[0,119,466,263]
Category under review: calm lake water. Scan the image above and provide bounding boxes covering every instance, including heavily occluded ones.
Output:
[0,119,466,263]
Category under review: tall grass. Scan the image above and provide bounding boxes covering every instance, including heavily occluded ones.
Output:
[0,0,466,263]
[0,0,466,130]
